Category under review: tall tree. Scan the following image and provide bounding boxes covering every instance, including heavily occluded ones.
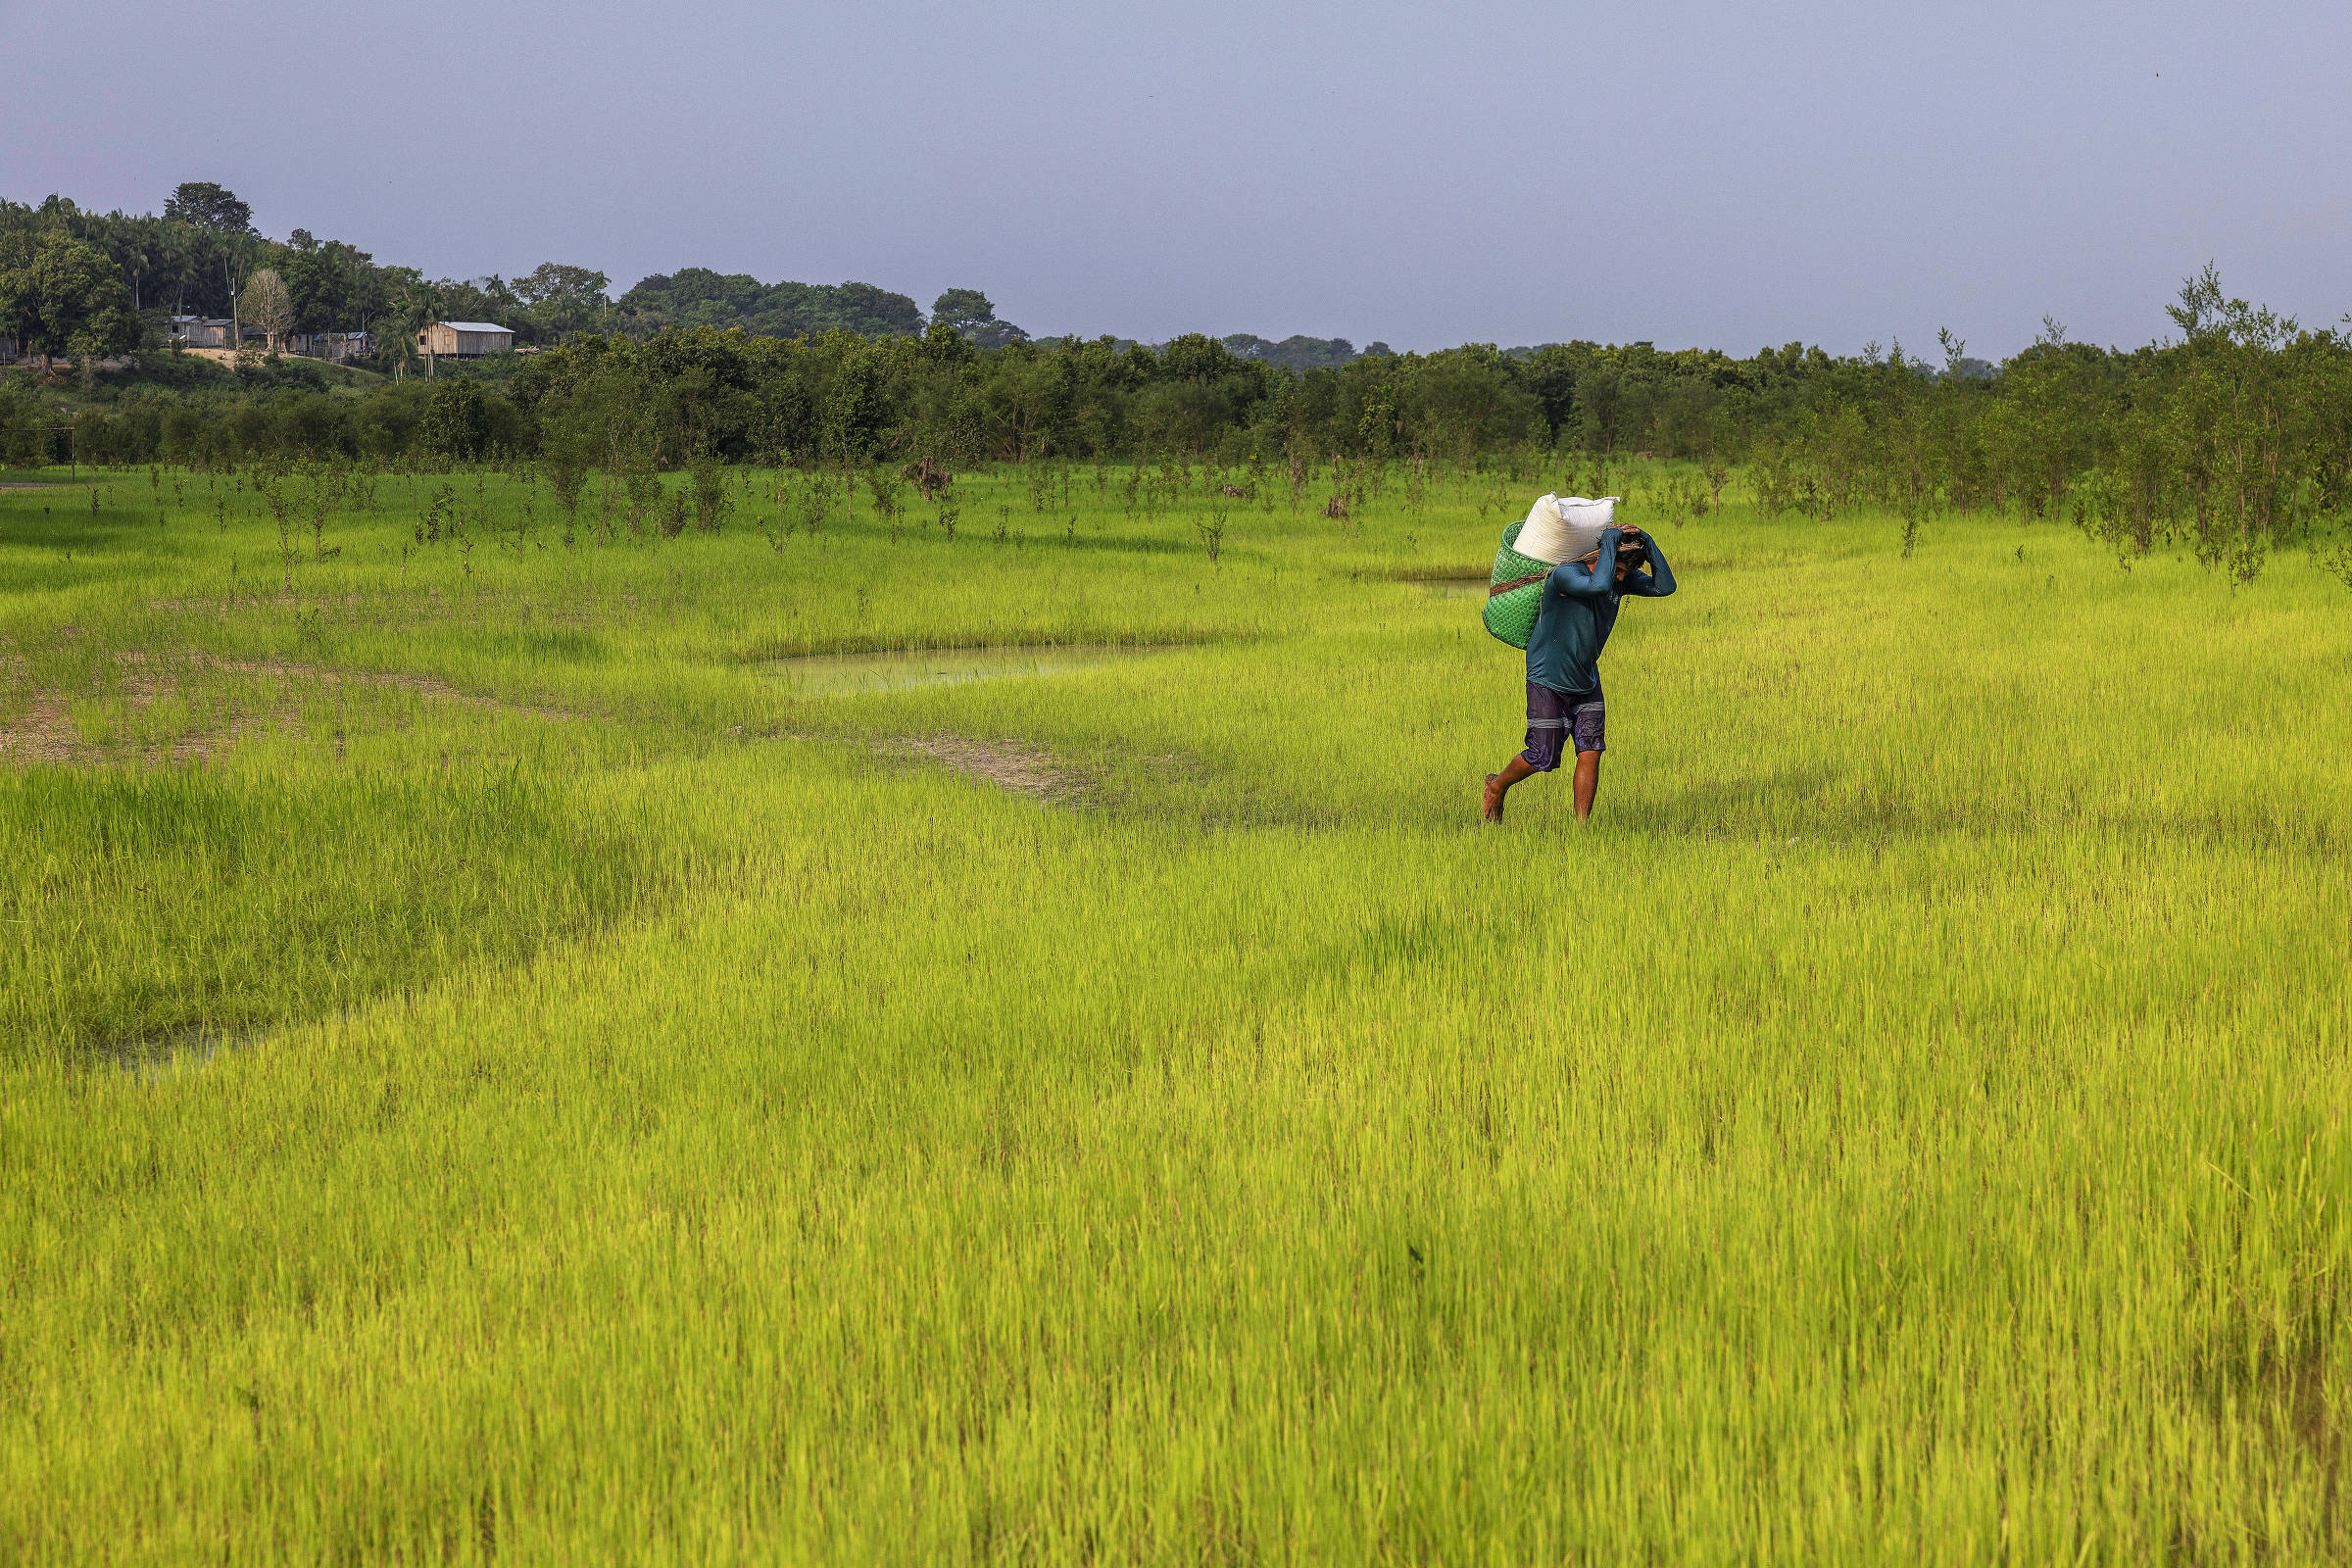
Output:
[933,287,1029,349]
[282,229,388,335]
[931,287,993,336]
[164,181,260,334]
[433,275,520,332]
[372,268,441,377]
[0,230,140,371]
[514,263,611,343]
[162,181,253,235]
[108,217,182,316]
[241,269,294,353]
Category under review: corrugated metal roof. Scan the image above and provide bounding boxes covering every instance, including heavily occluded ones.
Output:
[438,321,512,334]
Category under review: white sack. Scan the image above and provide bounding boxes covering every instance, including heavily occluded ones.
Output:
[1515,493,1619,565]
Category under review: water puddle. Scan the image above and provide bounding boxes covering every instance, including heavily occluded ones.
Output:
[105,1028,244,1079]
[760,644,1188,697]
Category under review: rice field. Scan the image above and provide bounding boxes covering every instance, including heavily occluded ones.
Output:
[3,462,2347,1564]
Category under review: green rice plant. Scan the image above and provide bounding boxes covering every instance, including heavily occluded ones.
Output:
[1,466,2347,1565]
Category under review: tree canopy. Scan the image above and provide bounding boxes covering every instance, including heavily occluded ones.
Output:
[2,184,944,363]
[161,181,253,235]
[241,269,294,347]
[933,288,1030,349]
[0,227,138,365]
[613,271,924,340]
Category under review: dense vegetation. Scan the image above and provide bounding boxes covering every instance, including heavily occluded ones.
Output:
[612,269,927,341]
[0,183,947,372]
[4,454,2347,1562]
[3,182,1387,382]
[11,180,2347,588]
[8,261,2349,586]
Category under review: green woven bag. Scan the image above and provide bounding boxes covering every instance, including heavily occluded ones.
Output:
[1481,518,1554,650]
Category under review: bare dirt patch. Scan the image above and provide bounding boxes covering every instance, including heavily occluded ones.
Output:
[0,651,268,764]
[883,733,1091,806]
[0,689,279,766]
[1,655,571,768]
[132,653,573,721]
[0,700,84,764]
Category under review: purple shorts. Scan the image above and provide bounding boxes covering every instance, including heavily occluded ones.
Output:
[1521,680,1604,771]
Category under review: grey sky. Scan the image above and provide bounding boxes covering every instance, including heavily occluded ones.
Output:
[8,0,2347,357]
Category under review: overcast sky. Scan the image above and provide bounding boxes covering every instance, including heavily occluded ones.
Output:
[7,0,2346,357]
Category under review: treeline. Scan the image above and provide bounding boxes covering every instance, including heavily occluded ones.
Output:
[1219,335,1384,373]
[612,271,925,342]
[8,179,1430,392]
[0,184,1007,372]
[8,180,1532,385]
[11,267,2352,576]
[0,187,584,371]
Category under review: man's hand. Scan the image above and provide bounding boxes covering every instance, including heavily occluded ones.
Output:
[1612,530,1647,581]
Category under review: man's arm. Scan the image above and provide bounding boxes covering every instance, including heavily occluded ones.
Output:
[1621,530,1678,598]
[1547,525,1623,597]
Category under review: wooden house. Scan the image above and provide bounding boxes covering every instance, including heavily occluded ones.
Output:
[417,320,514,358]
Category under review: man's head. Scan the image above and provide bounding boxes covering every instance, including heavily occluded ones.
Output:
[1612,528,1644,582]
[1578,528,1645,581]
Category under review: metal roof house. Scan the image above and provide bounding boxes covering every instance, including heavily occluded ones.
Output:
[418,320,514,358]
[288,330,375,363]
[169,316,236,350]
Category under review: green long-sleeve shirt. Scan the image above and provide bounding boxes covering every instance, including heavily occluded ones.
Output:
[1526,527,1677,694]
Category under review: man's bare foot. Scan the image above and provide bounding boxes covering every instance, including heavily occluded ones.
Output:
[1483,773,1505,822]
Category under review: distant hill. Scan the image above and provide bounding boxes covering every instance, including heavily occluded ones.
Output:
[612,270,924,340]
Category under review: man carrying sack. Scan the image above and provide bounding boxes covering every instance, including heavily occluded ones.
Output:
[1483,494,1678,822]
